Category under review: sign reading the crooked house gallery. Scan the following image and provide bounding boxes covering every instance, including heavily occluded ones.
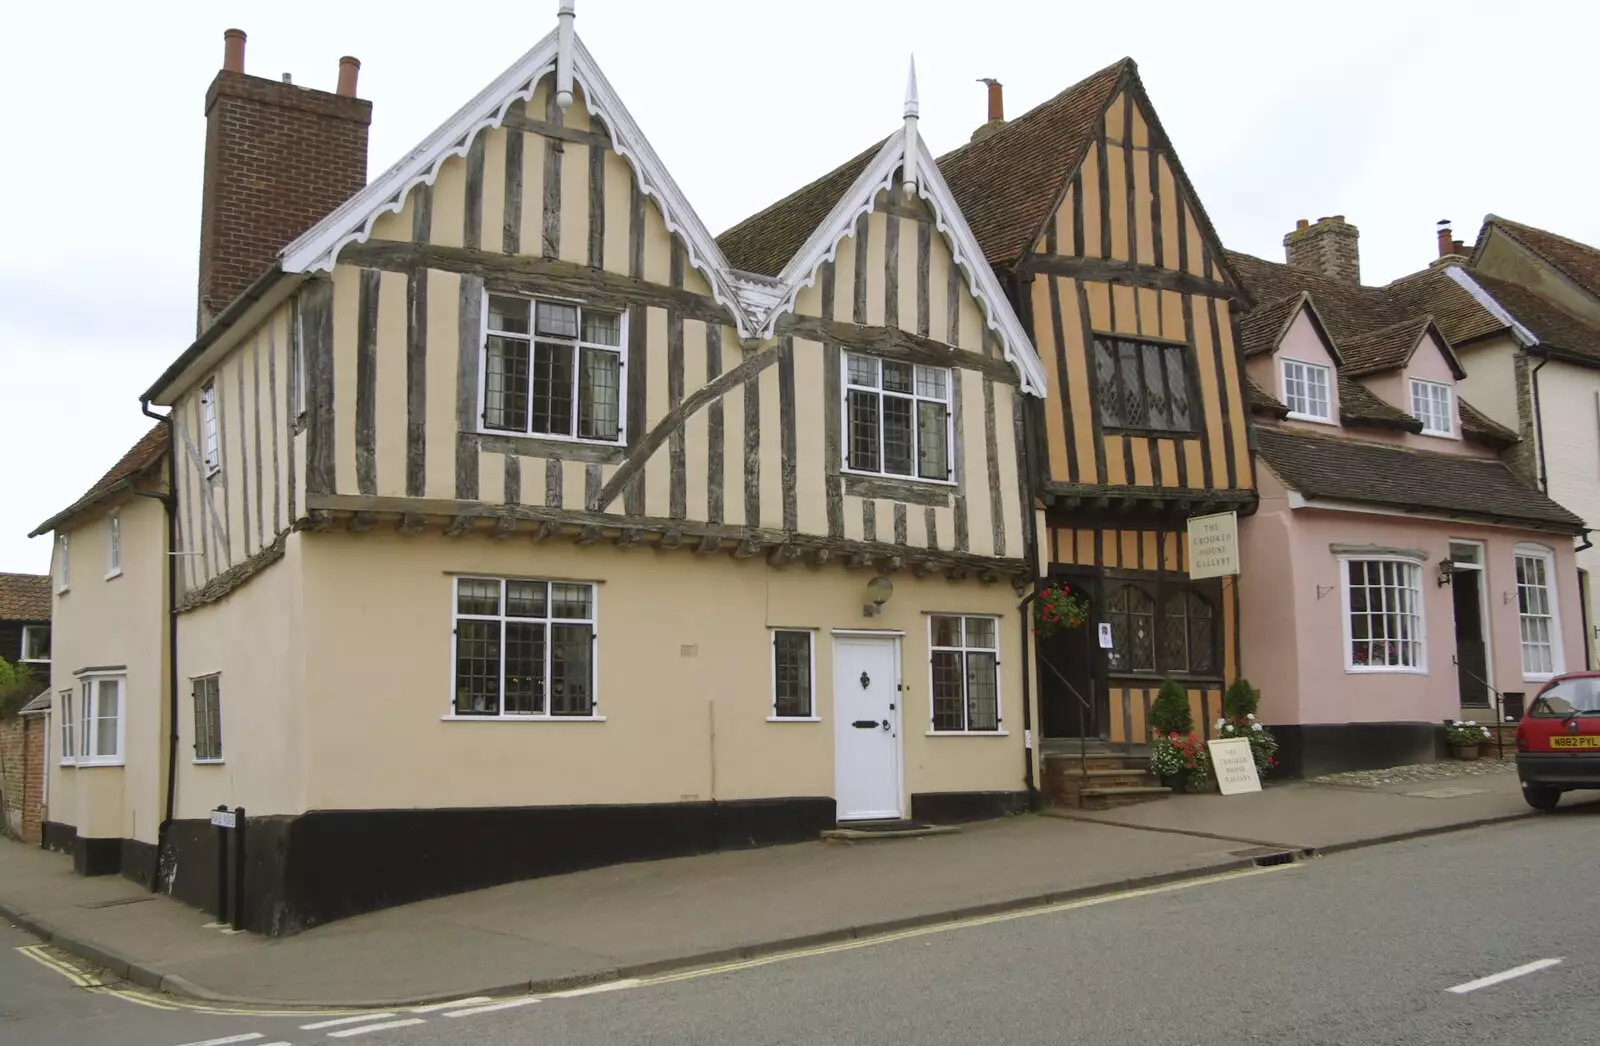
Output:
[1187,511,1239,580]
[1207,738,1262,795]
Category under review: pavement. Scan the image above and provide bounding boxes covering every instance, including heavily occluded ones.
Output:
[2,765,1594,1011]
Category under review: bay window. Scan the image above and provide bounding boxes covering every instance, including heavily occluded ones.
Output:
[73,674,124,765]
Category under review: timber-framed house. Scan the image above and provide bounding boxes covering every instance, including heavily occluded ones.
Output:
[941,63,1256,747]
[31,10,1050,932]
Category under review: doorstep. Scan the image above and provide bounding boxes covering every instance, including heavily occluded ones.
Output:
[821,821,961,841]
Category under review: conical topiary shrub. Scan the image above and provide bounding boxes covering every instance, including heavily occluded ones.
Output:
[1148,676,1194,737]
[1222,677,1259,721]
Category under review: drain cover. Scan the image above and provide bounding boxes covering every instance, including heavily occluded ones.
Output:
[1227,846,1297,867]
[1401,786,1486,799]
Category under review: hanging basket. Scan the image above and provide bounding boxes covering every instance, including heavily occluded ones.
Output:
[1034,583,1090,639]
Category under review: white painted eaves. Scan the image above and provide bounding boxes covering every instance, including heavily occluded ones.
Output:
[279,32,753,337]
[1444,266,1540,348]
[755,134,1048,396]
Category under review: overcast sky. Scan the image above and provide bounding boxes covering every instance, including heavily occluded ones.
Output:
[3,1,1594,573]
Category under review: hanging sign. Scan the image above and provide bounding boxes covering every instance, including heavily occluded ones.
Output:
[1206,738,1261,795]
[1187,511,1239,580]
[1097,622,1113,649]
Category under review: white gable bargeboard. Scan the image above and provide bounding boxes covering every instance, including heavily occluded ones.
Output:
[279,30,1045,392]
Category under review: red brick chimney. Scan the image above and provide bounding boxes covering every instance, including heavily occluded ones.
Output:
[1432,219,1467,266]
[971,78,1006,142]
[196,29,372,330]
[1283,215,1361,284]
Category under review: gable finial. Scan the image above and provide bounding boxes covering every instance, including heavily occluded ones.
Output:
[555,0,576,110]
[901,55,919,198]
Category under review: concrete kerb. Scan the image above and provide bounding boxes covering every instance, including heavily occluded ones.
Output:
[1,810,1543,1010]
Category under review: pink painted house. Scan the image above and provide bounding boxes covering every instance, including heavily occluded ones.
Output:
[1225,220,1588,777]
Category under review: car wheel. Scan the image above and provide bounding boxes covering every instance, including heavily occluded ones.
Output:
[1523,784,1562,811]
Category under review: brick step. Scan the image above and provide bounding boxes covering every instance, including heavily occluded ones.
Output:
[1044,753,1151,771]
[1079,786,1173,810]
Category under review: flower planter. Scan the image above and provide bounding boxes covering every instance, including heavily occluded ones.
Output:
[1450,743,1482,761]
[1159,771,1188,792]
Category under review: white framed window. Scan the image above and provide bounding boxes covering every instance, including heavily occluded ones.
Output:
[1411,378,1453,436]
[192,675,223,763]
[450,577,599,719]
[770,630,816,720]
[57,689,75,765]
[201,380,221,475]
[1341,557,1425,672]
[56,533,69,593]
[1281,358,1332,422]
[928,615,1001,732]
[1515,544,1563,680]
[75,674,124,765]
[20,624,50,664]
[843,353,953,482]
[480,295,626,444]
[106,512,121,579]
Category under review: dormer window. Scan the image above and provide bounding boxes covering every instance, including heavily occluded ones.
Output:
[1411,379,1453,436]
[1281,359,1331,422]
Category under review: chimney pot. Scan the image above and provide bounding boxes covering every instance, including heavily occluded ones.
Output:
[222,28,246,73]
[337,56,360,98]
[1295,218,1309,231]
[986,79,1004,122]
[1437,223,1455,259]
[281,72,293,84]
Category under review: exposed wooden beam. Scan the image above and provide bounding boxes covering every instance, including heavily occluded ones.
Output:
[534,520,561,543]
[776,314,1017,385]
[492,515,517,538]
[946,565,971,581]
[879,555,903,573]
[347,511,377,533]
[500,111,613,151]
[1021,251,1241,302]
[655,528,683,550]
[443,515,474,537]
[981,569,1001,583]
[695,535,721,555]
[766,543,799,567]
[615,527,644,549]
[575,525,602,545]
[911,559,933,578]
[733,537,762,559]
[846,551,873,569]
[306,510,334,532]
[397,513,426,535]
[810,548,833,568]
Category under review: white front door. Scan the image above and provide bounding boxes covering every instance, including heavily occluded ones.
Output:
[833,635,902,821]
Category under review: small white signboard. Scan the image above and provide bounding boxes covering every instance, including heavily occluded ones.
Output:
[210,809,237,829]
[1206,738,1261,796]
[1187,511,1239,580]
[1097,622,1113,649]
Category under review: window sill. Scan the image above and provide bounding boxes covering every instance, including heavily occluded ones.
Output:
[1285,411,1335,425]
[1418,428,1455,438]
[440,714,607,723]
[840,473,955,506]
[840,465,957,490]
[1344,666,1428,676]
[1522,673,1558,684]
[67,760,125,769]
[925,730,1009,737]
[471,429,627,464]
[104,569,122,581]
[205,468,222,480]
[20,658,50,665]
[192,759,226,766]
[767,715,821,723]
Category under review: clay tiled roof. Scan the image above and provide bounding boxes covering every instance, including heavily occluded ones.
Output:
[1236,292,1307,357]
[0,573,51,622]
[1483,216,1600,302]
[1459,399,1520,447]
[1256,428,1584,531]
[1384,266,1506,347]
[1245,376,1288,418]
[1471,272,1600,366]
[1338,317,1432,376]
[716,59,1133,276]
[1225,251,1407,344]
[936,59,1129,266]
[716,139,886,277]
[30,423,168,537]
[1337,376,1421,432]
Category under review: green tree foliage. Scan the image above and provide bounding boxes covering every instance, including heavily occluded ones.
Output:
[1148,676,1194,736]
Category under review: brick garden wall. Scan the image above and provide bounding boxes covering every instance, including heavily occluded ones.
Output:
[0,714,45,843]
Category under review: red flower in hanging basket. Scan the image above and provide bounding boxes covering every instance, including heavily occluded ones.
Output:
[1034,583,1090,638]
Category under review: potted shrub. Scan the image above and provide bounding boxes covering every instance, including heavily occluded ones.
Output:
[1148,678,1201,790]
[1215,678,1279,778]
[1446,720,1492,760]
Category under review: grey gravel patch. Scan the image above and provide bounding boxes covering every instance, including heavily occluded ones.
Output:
[1399,786,1489,799]
[1311,759,1515,789]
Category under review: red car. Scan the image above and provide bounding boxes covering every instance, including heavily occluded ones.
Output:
[1516,671,1600,810]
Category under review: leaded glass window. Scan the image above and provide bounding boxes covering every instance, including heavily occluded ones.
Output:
[1093,337,1194,433]
[452,577,598,717]
[482,295,624,443]
[844,353,953,481]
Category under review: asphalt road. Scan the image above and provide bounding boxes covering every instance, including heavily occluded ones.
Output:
[4,803,1598,1045]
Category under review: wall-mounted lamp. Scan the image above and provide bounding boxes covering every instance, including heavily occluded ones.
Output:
[1436,559,1456,588]
[863,575,894,617]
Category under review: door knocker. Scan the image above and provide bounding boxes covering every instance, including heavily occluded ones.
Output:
[860,671,871,689]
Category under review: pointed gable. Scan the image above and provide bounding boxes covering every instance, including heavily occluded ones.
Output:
[1475,215,1600,302]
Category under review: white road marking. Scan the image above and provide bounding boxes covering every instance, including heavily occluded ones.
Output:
[326,1017,428,1037]
[300,1014,396,1029]
[442,996,543,1017]
[410,996,491,1012]
[1447,958,1563,994]
[547,978,643,998]
[175,1035,264,1046]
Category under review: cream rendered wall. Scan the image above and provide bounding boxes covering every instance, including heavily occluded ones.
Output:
[1535,357,1600,668]
[46,494,168,843]
[1476,233,1600,325]
[1454,336,1522,430]
[296,531,1024,812]
[171,533,305,820]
